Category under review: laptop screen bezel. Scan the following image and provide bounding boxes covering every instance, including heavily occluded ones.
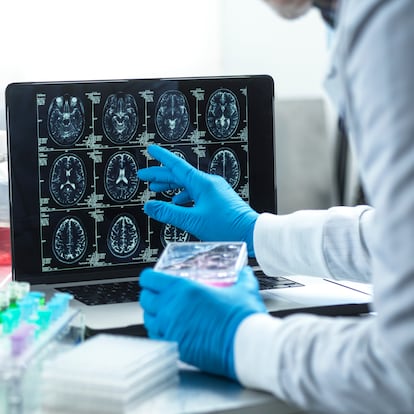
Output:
[6,75,277,285]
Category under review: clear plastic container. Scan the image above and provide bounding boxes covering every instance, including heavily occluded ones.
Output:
[40,334,178,414]
[155,242,247,286]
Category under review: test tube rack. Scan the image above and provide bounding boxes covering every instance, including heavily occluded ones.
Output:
[0,306,85,414]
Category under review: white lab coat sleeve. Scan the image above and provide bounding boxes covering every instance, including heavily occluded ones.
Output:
[254,206,373,282]
[234,312,413,414]
[234,1,414,413]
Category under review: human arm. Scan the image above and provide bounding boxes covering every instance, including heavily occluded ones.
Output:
[139,145,374,281]
[137,145,259,257]
[253,206,373,282]
[233,1,414,413]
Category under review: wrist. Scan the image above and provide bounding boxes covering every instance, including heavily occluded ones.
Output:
[227,297,267,379]
[233,313,283,388]
[246,212,259,257]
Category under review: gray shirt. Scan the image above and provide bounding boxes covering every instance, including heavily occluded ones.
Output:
[234,1,414,412]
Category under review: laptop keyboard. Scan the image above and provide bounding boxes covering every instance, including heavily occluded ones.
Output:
[57,272,303,306]
[254,270,303,290]
[57,282,140,306]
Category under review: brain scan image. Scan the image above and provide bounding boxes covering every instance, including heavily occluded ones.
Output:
[49,154,86,206]
[48,95,85,146]
[161,149,186,198]
[103,93,139,144]
[208,147,241,189]
[161,223,190,247]
[53,216,87,264]
[155,90,190,142]
[107,214,140,258]
[104,152,139,202]
[206,89,240,140]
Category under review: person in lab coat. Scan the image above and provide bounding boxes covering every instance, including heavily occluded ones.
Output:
[137,1,414,413]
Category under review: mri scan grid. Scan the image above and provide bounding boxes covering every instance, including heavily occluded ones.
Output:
[35,82,250,272]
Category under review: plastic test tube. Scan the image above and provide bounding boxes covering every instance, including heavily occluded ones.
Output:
[27,291,46,308]
[10,323,36,357]
[0,289,9,314]
[7,282,21,308]
[47,292,73,321]
[17,282,31,299]
[1,307,21,334]
[0,290,10,335]
[0,283,32,334]
[36,308,52,332]
[18,296,36,322]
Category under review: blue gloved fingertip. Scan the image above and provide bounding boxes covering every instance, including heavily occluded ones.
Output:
[147,144,161,158]
[142,200,157,216]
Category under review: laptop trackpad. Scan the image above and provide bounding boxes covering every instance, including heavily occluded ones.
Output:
[261,290,304,312]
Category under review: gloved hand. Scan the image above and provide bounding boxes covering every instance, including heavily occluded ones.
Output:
[138,145,259,257]
[139,266,267,379]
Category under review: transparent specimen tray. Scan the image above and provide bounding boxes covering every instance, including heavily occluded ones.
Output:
[155,242,247,286]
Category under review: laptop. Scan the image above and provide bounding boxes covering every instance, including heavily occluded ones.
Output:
[5,75,371,332]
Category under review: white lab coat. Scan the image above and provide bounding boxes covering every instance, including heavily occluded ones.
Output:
[234,0,414,413]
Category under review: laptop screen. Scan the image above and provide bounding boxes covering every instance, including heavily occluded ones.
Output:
[6,75,276,285]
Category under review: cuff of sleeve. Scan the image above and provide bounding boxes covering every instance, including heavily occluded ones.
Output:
[254,211,331,277]
[233,313,285,396]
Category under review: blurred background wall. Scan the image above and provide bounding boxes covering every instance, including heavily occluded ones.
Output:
[0,0,338,213]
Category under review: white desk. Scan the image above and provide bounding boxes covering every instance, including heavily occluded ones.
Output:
[130,365,306,414]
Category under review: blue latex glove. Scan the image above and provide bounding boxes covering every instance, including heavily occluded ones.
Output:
[138,145,259,257]
[139,266,267,379]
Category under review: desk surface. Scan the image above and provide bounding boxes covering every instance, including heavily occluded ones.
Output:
[128,365,305,414]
